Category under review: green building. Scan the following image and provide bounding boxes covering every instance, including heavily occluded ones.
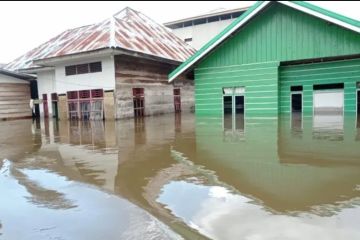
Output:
[169,1,360,119]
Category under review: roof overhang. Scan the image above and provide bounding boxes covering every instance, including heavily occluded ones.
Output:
[33,48,114,66]
[33,47,182,68]
[18,66,55,74]
[0,68,36,80]
[168,1,360,82]
[114,47,182,65]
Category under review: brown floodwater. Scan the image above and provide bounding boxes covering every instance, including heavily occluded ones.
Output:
[0,113,360,240]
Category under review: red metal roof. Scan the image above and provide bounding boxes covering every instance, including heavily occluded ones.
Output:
[5,7,196,71]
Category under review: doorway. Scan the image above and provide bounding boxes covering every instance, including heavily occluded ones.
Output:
[223,95,233,129]
[42,94,49,118]
[223,87,245,131]
[291,93,302,113]
[357,90,360,115]
[51,93,59,120]
[174,88,181,113]
[133,88,145,117]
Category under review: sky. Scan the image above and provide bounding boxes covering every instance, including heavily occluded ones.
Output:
[0,1,359,64]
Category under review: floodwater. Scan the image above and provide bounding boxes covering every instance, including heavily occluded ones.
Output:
[1,113,360,240]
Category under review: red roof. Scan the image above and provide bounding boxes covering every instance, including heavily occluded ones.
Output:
[5,7,196,71]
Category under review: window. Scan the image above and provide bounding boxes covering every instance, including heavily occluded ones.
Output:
[219,14,231,20]
[193,18,206,25]
[65,62,102,76]
[208,16,219,23]
[231,12,242,18]
[183,21,193,27]
[76,64,89,74]
[90,62,102,73]
[65,65,76,76]
[313,83,344,90]
[291,86,303,91]
[184,38,192,43]
[66,89,104,120]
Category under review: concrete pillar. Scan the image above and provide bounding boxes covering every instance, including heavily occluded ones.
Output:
[58,95,68,120]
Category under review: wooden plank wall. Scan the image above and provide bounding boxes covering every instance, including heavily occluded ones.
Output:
[115,55,194,119]
[0,83,32,119]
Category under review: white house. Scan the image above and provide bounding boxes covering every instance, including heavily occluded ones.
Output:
[164,7,249,50]
[5,7,195,120]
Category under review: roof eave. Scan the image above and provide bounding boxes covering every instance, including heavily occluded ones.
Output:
[0,69,36,80]
[33,48,113,66]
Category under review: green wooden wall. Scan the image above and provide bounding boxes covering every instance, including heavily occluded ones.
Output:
[195,61,279,118]
[195,2,360,117]
[279,58,360,115]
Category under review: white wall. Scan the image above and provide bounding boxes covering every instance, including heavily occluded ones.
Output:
[0,74,29,84]
[55,56,115,94]
[37,70,56,97]
[37,70,55,115]
[35,55,116,115]
[170,19,235,50]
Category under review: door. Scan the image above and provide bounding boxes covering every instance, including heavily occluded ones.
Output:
[174,89,181,113]
[357,90,360,115]
[223,96,233,129]
[133,88,145,117]
[51,93,58,120]
[42,94,49,118]
[223,87,245,130]
[291,93,302,113]
[313,90,344,114]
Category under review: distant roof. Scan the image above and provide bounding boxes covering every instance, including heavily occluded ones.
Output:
[164,7,249,26]
[5,7,196,71]
[169,1,360,82]
[0,68,36,80]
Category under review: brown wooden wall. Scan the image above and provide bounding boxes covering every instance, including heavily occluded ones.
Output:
[0,83,32,120]
[114,55,194,119]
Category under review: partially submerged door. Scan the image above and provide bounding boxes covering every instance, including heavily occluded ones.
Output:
[51,93,58,120]
[291,93,302,113]
[313,90,344,114]
[357,89,360,115]
[223,87,245,130]
[42,94,49,118]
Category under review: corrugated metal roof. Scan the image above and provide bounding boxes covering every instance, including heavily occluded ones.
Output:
[5,7,196,71]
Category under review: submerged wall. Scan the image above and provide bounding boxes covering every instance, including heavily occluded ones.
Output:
[115,56,194,119]
[194,2,360,117]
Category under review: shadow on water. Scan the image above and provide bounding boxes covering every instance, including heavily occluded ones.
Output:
[1,112,360,239]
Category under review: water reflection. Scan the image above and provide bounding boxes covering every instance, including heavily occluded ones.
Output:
[223,114,245,142]
[0,113,360,239]
[291,112,303,138]
[313,113,344,141]
[356,116,360,141]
